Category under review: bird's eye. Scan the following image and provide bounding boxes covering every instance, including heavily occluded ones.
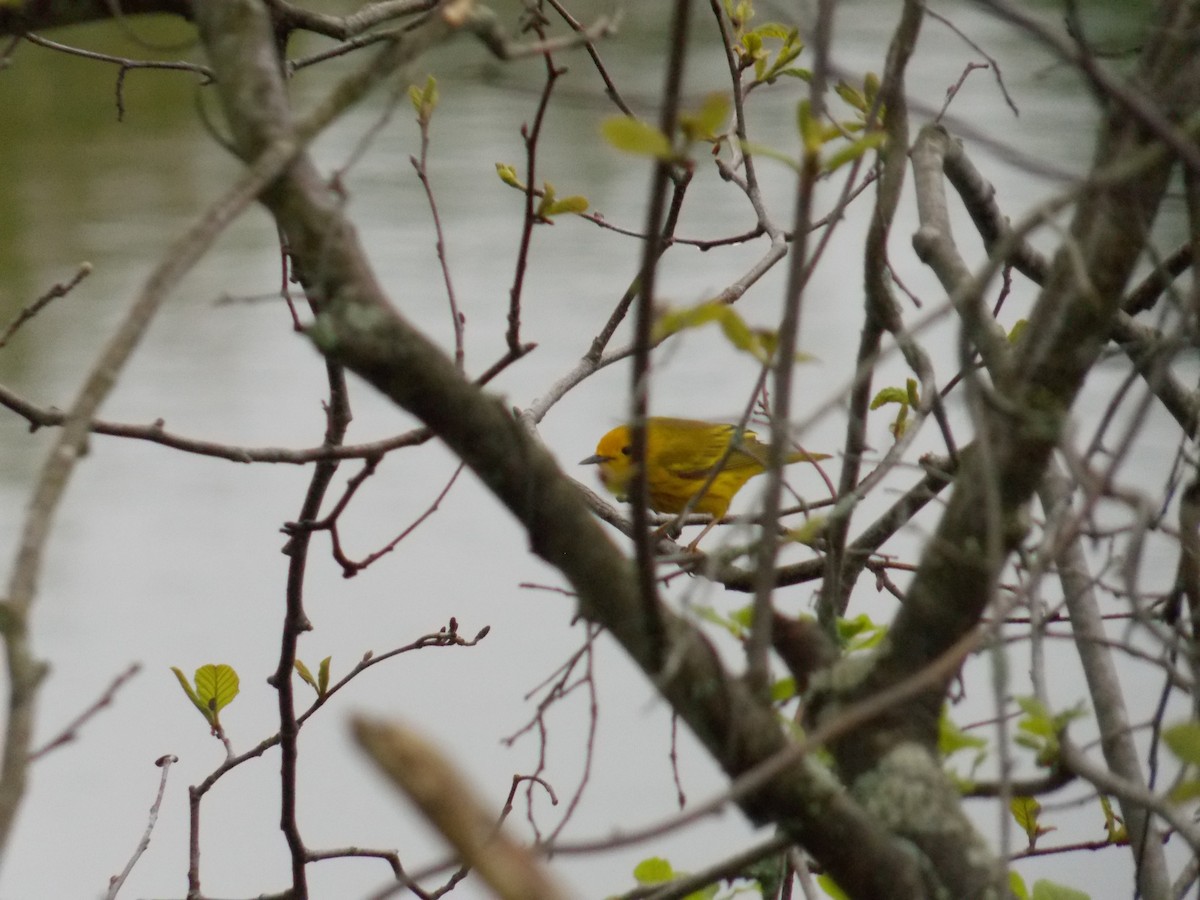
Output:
[621,445,632,456]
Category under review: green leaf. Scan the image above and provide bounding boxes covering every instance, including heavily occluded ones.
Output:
[601,117,672,159]
[1015,696,1085,767]
[1163,720,1200,764]
[1009,871,1030,900]
[171,666,210,723]
[836,614,886,652]
[747,22,792,40]
[816,873,850,900]
[1008,318,1029,344]
[173,664,239,729]
[1011,796,1056,848]
[836,613,874,641]
[653,301,775,362]
[796,99,821,154]
[194,664,239,719]
[1097,794,1127,842]
[1030,879,1090,900]
[771,676,797,703]
[1169,779,1200,803]
[835,80,866,113]
[1010,796,1041,839]
[408,74,438,125]
[543,195,590,217]
[681,92,731,142]
[786,515,827,546]
[1015,695,1052,725]
[759,28,804,83]
[294,659,317,692]
[723,0,752,28]
[871,381,917,440]
[695,604,747,639]
[318,656,331,696]
[633,857,674,884]
[863,72,881,107]
[870,386,908,409]
[535,180,557,219]
[822,131,886,173]
[939,711,987,759]
[738,140,800,171]
[495,162,524,190]
[728,604,755,632]
[905,377,920,406]
[772,66,812,81]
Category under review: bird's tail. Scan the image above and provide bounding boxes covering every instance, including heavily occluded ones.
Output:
[786,448,831,465]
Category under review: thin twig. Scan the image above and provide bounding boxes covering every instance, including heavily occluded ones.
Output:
[104,754,177,900]
[0,262,93,349]
[29,663,141,761]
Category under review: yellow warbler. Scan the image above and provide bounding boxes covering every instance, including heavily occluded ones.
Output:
[580,417,828,546]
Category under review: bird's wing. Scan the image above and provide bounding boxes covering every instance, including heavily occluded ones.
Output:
[658,423,761,478]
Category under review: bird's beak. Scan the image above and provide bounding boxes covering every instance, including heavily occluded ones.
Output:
[579,454,611,466]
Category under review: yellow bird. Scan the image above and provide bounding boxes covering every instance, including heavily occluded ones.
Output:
[580,417,827,547]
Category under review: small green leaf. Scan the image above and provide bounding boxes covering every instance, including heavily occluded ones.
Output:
[695,604,749,640]
[836,613,875,641]
[408,74,438,125]
[836,614,887,652]
[729,604,755,632]
[822,131,887,173]
[1163,720,1200,764]
[1010,796,1041,838]
[773,66,812,81]
[543,195,590,217]
[318,656,332,696]
[1097,794,1127,842]
[1015,695,1051,722]
[1009,871,1030,900]
[816,874,850,900]
[870,386,908,409]
[171,666,210,723]
[653,301,776,362]
[681,92,731,142]
[796,99,821,153]
[495,162,524,189]
[747,22,792,40]
[1011,796,1056,848]
[835,80,867,113]
[1015,696,1085,767]
[863,72,881,107]
[601,117,673,159]
[633,857,674,884]
[786,515,827,546]
[535,181,556,220]
[294,660,318,692]
[194,664,240,719]
[1169,779,1200,803]
[939,712,987,759]
[771,676,797,703]
[905,377,920,406]
[757,28,804,83]
[1030,880,1090,900]
[1008,318,1029,344]
[738,140,800,171]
